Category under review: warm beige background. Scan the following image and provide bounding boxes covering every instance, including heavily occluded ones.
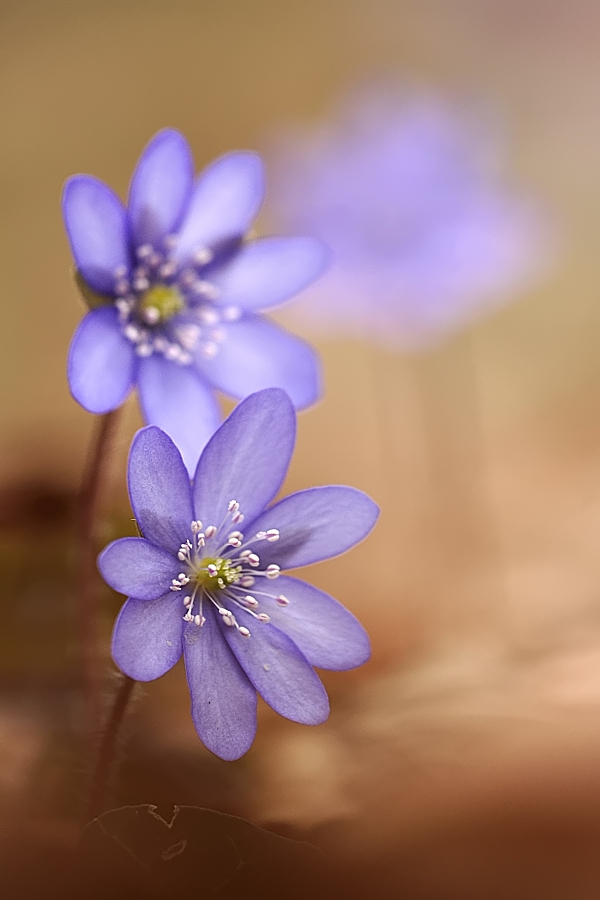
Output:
[3,1,600,895]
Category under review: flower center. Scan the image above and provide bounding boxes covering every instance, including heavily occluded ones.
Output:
[169,502,290,638]
[138,284,185,324]
[193,556,241,593]
[111,236,242,366]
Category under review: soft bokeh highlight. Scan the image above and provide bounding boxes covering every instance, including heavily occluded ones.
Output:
[268,80,554,349]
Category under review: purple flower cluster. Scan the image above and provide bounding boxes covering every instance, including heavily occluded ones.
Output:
[63,129,328,472]
[268,82,552,349]
[99,389,378,760]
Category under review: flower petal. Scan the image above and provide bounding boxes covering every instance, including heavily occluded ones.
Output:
[98,537,178,600]
[224,618,329,725]
[211,237,330,312]
[111,593,184,681]
[249,575,370,670]
[67,307,136,414]
[244,486,379,570]
[172,152,264,264]
[62,175,129,293]
[137,355,221,476]
[127,129,194,248]
[184,607,257,760]
[127,426,194,555]
[196,315,321,410]
[193,388,295,531]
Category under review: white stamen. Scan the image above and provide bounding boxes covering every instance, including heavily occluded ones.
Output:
[244,596,258,608]
[205,525,217,538]
[257,613,270,623]
[265,529,280,542]
[240,550,260,567]
[227,530,243,548]
[240,575,255,588]
[183,596,193,607]
[194,614,205,627]
[197,282,219,300]
[179,268,197,288]
[142,306,160,325]
[232,511,244,525]
[207,564,218,577]
[183,610,193,621]
[124,324,142,342]
[153,336,169,352]
[228,501,240,512]
[276,595,289,606]
[165,343,182,361]
[175,324,201,350]
[266,565,280,579]
[135,342,153,357]
[136,244,153,260]
[200,341,218,359]
[158,261,177,280]
[193,247,214,266]
[133,277,150,292]
[238,626,251,638]
[116,298,133,316]
[191,520,203,533]
[115,279,131,296]
[218,608,236,627]
[223,306,241,321]
[197,305,219,325]
[148,252,162,268]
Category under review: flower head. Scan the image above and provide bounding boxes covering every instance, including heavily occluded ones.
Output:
[268,82,553,349]
[98,388,378,760]
[63,130,329,472]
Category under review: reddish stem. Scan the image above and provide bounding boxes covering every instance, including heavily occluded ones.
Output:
[75,409,122,750]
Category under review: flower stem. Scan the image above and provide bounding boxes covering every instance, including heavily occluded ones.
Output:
[75,409,122,750]
[86,673,136,822]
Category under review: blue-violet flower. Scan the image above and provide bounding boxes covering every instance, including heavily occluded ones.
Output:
[268,82,552,349]
[98,388,378,760]
[63,129,329,472]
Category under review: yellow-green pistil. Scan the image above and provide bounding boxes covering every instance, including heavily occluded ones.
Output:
[194,557,242,593]
[139,284,184,323]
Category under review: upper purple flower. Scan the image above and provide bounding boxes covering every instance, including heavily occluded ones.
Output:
[63,129,329,472]
[267,82,554,350]
[98,388,378,761]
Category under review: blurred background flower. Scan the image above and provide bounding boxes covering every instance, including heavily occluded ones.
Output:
[267,79,555,350]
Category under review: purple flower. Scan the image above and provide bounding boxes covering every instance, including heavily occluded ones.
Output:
[63,130,329,472]
[98,388,378,760]
[268,82,553,349]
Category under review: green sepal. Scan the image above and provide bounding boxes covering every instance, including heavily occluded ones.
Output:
[73,269,114,310]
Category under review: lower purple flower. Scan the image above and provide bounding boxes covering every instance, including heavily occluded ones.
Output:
[98,388,378,760]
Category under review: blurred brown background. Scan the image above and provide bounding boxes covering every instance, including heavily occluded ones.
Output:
[3,0,600,896]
